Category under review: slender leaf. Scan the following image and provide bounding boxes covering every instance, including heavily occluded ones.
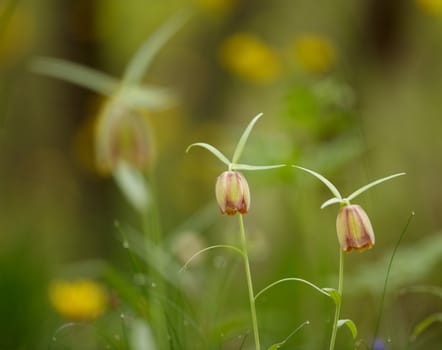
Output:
[410,312,442,341]
[123,12,189,85]
[293,165,342,199]
[337,319,358,339]
[323,288,341,305]
[113,162,150,213]
[31,57,118,95]
[233,163,286,171]
[231,113,263,164]
[267,321,310,350]
[180,244,244,271]
[118,85,175,110]
[321,197,342,209]
[255,277,330,301]
[186,142,231,166]
[346,173,406,201]
[401,285,442,299]
[129,319,157,350]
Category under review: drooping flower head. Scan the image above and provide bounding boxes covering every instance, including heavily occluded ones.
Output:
[95,100,154,174]
[216,171,250,215]
[336,204,375,252]
[187,113,285,215]
[294,166,405,252]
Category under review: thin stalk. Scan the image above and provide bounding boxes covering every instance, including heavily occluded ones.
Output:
[372,212,414,347]
[238,214,261,350]
[329,248,344,350]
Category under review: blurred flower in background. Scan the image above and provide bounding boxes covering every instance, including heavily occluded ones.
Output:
[219,32,281,83]
[416,0,442,16]
[49,279,107,321]
[0,3,34,67]
[292,33,336,74]
[95,99,154,175]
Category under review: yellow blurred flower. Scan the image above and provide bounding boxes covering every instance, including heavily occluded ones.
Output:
[220,33,281,83]
[416,0,442,16]
[49,279,107,321]
[0,5,34,67]
[292,34,336,74]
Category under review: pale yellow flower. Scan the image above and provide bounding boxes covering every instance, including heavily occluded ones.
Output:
[220,33,281,83]
[49,279,107,321]
[416,0,442,16]
[0,5,33,66]
[292,34,336,74]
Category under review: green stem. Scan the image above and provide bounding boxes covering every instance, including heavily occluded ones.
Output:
[238,214,261,350]
[329,248,344,350]
[142,176,169,350]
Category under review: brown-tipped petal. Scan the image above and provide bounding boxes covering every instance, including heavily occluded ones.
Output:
[336,204,375,253]
[215,171,250,216]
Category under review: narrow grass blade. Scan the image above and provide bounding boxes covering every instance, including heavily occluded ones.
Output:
[401,285,442,298]
[255,277,330,301]
[267,321,310,349]
[186,142,230,166]
[293,165,342,200]
[337,319,358,339]
[231,113,263,164]
[30,57,118,95]
[180,244,244,271]
[123,12,189,85]
[410,312,442,341]
[233,163,286,171]
[372,211,415,344]
[346,173,406,201]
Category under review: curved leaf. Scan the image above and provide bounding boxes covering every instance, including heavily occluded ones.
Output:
[293,165,342,200]
[255,277,330,301]
[410,312,442,341]
[118,85,175,110]
[186,142,231,166]
[346,173,406,201]
[123,12,189,85]
[231,113,263,164]
[31,57,118,96]
[321,197,342,209]
[337,319,357,339]
[323,288,341,305]
[180,244,244,271]
[233,163,286,171]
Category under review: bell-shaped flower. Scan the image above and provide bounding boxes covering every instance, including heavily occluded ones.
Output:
[95,100,154,174]
[336,204,375,252]
[216,171,250,215]
[187,113,285,215]
[293,165,405,252]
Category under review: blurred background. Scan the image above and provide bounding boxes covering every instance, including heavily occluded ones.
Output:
[1,0,441,349]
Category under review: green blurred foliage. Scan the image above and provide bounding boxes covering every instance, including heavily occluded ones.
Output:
[1,0,442,349]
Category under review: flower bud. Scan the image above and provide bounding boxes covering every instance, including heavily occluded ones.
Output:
[336,204,375,252]
[215,171,250,215]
